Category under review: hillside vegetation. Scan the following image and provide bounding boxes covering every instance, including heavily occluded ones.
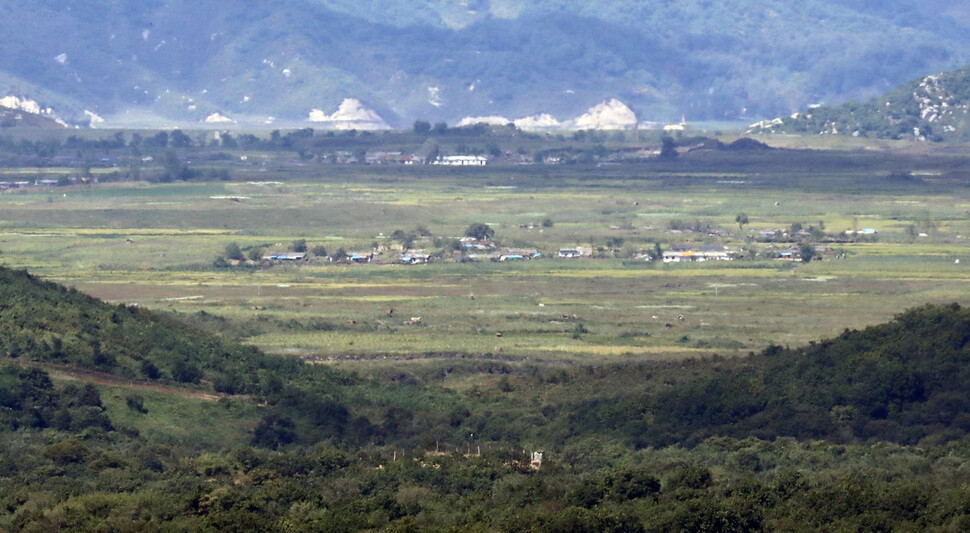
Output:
[0,266,291,396]
[5,266,970,529]
[762,64,970,140]
[574,303,970,448]
[2,0,970,125]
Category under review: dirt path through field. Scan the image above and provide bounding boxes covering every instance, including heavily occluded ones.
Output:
[3,359,228,402]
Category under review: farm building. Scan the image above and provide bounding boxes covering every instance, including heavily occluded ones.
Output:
[558,246,592,258]
[460,237,495,251]
[778,251,798,261]
[263,252,307,261]
[663,246,736,263]
[500,249,541,261]
[399,252,431,264]
[348,252,374,263]
[433,155,487,166]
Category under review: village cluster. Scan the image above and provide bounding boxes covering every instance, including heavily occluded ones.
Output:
[0,176,97,190]
[244,237,841,268]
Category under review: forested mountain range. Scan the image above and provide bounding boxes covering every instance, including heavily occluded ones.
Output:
[2,0,970,127]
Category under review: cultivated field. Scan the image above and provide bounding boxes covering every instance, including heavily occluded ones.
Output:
[3,134,970,365]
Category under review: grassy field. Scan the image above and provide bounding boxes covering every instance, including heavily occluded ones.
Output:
[3,136,970,364]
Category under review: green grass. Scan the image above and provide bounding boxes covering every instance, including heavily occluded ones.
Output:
[99,385,259,448]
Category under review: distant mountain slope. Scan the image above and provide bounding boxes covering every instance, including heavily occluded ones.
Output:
[2,0,970,127]
[754,64,970,140]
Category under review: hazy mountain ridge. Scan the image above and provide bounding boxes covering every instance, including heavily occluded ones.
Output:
[2,0,970,127]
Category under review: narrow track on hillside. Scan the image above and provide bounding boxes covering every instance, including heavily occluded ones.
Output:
[3,359,231,402]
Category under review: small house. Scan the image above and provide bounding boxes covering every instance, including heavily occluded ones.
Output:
[501,249,540,261]
[348,252,374,263]
[264,252,307,261]
[460,237,495,251]
[399,252,431,264]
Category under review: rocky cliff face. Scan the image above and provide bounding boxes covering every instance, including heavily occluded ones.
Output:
[913,74,970,136]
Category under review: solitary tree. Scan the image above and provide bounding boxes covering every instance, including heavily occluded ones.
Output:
[413,120,431,134]
[464,223,495,241]
[660,136,678,159]
[735,213,749,232]
[224,242,245,261]
[800,244,815,263]
[170,129,192,148]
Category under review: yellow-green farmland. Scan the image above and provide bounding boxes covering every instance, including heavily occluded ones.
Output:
[3,138,970,363]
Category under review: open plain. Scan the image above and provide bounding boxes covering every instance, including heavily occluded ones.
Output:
[2,131,969,367]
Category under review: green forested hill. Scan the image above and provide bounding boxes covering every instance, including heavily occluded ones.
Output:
[0,266,293,394]
[562,303,970,449]
[761,64,970,140]
[2,0,970,126]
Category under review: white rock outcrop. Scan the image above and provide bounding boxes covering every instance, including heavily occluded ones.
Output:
[572,99,638,130]
[514,114,562,131]
[204,112,235,124]
[0,96,47,115]
[84,110,105,127]
[457,115,510,127]
[308,98,390,130]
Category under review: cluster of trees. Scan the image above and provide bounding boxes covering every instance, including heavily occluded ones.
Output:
[0,366,112,432]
